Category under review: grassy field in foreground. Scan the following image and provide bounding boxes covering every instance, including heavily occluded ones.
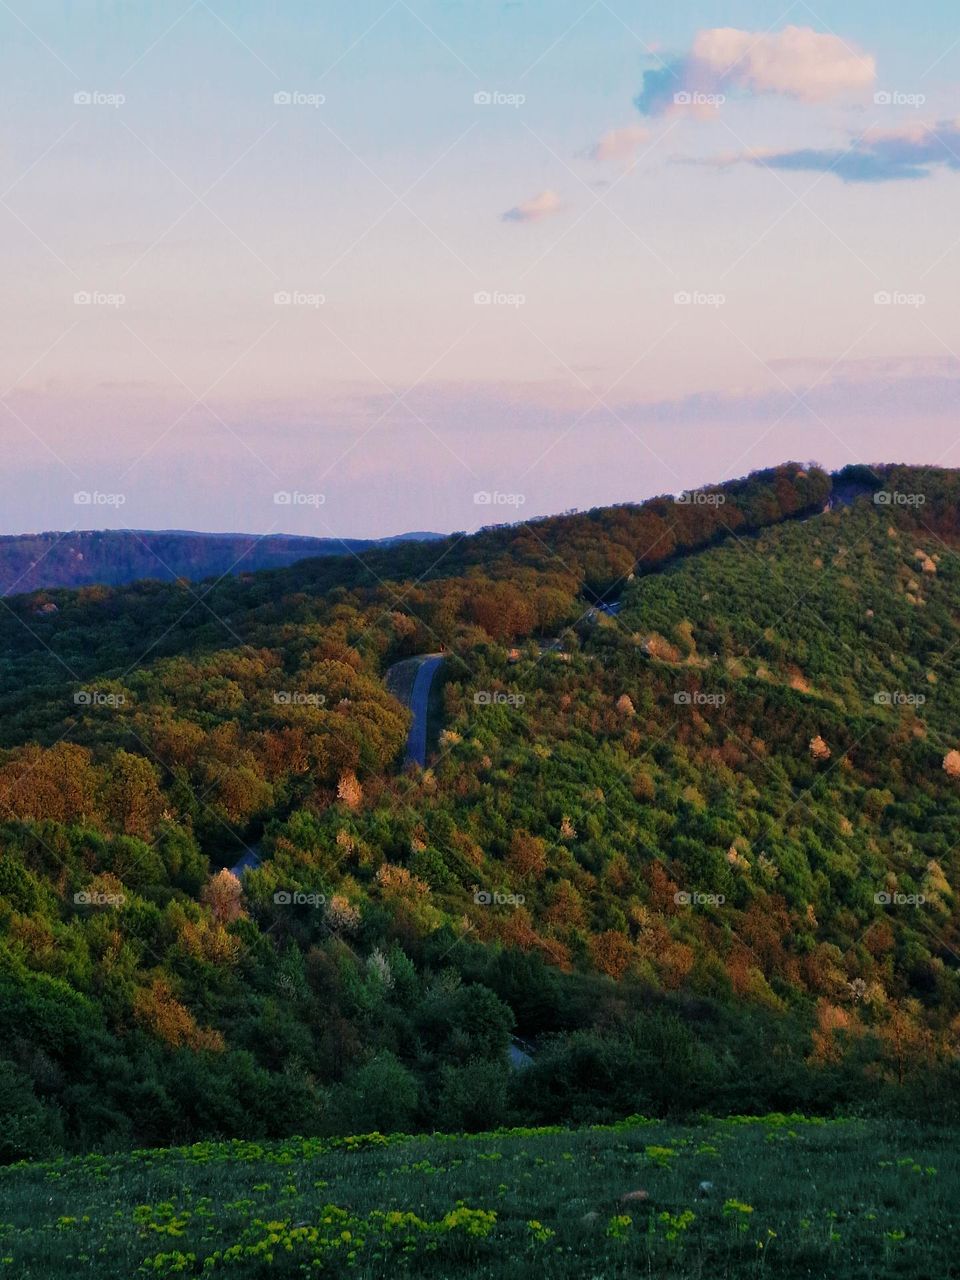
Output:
[0,1114,955,1278]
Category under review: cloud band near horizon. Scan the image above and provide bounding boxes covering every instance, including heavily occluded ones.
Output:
[707,119,960,182]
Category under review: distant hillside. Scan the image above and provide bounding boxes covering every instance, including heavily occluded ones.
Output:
[0,528,444,595]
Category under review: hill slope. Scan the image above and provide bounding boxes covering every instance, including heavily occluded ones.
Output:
[1,462,959,1162]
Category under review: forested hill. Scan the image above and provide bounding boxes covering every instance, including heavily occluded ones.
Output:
[0,528,444,596]
[1,463,832,653]
[3,460,960,1160]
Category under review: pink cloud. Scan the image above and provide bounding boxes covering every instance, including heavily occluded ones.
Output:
[502,189,564,222]
[636,25,876,118]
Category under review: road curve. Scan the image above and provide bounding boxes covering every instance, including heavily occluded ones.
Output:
[228,654,444,875]
[403,654,444,766]
[229,843,262,878]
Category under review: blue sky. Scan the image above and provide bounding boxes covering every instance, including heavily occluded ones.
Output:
[1,1,959,536]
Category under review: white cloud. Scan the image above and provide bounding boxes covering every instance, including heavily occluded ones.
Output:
[636,25,876,118]
[694,26,875,101]
[502,189,564,222]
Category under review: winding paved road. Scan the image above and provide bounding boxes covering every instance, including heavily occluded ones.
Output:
[229,654,444,875]
[229,843,262,878]
[401,654,444,766]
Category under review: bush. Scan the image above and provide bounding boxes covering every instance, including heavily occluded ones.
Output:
[325,1052,419,1135]
[437,1058,512,1131]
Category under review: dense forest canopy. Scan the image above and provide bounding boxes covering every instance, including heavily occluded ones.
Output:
[2,461,960,1160]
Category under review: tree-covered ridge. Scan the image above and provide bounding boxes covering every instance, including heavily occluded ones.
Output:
[0,463,827,703]
[0,529,441,596]
[2,461,960,1159]
[0,527,450,596]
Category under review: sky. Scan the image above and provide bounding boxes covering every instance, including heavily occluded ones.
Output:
[2,0,960,537]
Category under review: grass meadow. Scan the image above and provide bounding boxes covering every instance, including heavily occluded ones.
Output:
[0,1113,954,1277]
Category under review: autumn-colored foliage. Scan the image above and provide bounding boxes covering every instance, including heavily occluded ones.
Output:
[133,978,225,1052]
[589,930,634,979]
[201,869,245,924]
